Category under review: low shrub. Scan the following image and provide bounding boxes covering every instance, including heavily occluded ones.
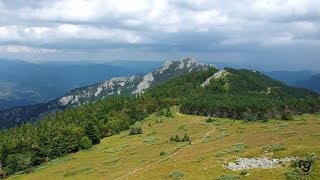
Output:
[156,107,173,117]
[215,143,247,157]
[169,134,190,142]
[170,170,184,179]
[206,118,217,123]
[80,136,93,150]
[281,112,294,120]
[143,136,159,145]
[217,175,240,180]
[262,144,286,152]
[239,170,249,176]
[129,122,143,135]
[285,169,306,180]
[181,134,190,142]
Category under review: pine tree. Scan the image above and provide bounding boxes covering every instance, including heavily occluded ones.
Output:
[0,143,9,166]
[80,136,93,150]
[85,122,101,144]
[181,134,190,142]
[174,135,180,142]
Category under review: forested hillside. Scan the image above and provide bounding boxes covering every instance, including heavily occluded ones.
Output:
[0,96,163,177]
[146,68,320,119]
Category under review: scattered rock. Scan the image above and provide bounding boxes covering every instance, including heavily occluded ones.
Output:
[225,157,296,171]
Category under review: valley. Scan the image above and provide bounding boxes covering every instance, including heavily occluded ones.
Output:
[11,109,320,179]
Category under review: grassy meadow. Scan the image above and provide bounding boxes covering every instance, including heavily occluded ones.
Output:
[10,108,320,179]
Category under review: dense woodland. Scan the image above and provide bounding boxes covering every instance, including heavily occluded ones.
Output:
[1,68,320,177]
[180,94,320,120]
[0,96,163,177]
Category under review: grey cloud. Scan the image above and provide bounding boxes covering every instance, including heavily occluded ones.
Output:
[0,0,319,71]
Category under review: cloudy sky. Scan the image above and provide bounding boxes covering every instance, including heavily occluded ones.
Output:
[0,0,319,70]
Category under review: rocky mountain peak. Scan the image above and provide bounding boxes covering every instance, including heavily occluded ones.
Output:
[155,57,212,75]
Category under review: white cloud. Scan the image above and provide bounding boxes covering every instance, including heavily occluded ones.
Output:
[0,0,319,67]
[0,45,57,53]
[0,24,142,44]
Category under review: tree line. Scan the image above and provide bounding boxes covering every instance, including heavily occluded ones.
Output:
[180,94,320,120]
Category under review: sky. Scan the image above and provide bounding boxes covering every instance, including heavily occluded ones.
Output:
[0,0,319,71]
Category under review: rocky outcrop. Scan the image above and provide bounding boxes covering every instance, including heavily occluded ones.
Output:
[225,157,296,171]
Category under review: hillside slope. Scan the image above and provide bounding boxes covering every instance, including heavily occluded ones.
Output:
[265,70,315,85]
[11,111,320,179]
[0,59,158,110]
[146,67,319,99]
[0,58,214,129]
[146,68,320,119]
[295,73,320,92]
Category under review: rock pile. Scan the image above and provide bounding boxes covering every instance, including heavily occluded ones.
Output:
[226,157,296,171]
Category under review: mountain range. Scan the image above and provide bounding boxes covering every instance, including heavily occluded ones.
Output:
[265,71,320,92]
[1,58,319,129]
[0,59,161,110]
[0,58,213,128]
[295,74,320,92]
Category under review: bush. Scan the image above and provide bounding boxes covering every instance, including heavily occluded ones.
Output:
[170,170,184,179]
[174,135,181,142]
[181,134,190,142]
[85,122,101,144]
[285,169,306,180]
[156,110,165,116]
[244,112,256,121]
[215,143,247,157]
[262,144,286,152]
[80,136,93,150]
[281,111,294,120]
[0,169,5,179]
[170,134,190,142]
[160,151,167,156]
[281,113,294,120]
[165,107,173,117]
[129,122,143,135]
[240,170,249,176]
[206,118,216,123]
[157,107,173,117]
[142,136,159,145]
[5,153,31,175]
[169,136,175,142]
[232,143,247,152]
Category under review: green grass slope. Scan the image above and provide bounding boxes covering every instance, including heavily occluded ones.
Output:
[11,109,320,180]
